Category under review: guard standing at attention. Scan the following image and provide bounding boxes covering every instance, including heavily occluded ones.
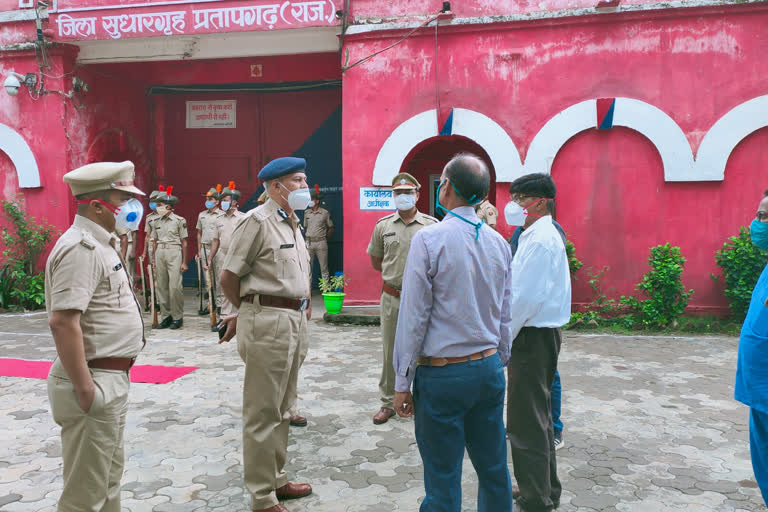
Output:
[45,161,145,511]
[208,181,246,315]
[219,157,313,512]
[367,172,438,425]
[151,187,188,329]
[196,185,224,315]
[303,188,334,286]
[140,187,162,310]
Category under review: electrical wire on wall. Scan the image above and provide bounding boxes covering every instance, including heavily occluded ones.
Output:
[341,10,443,72]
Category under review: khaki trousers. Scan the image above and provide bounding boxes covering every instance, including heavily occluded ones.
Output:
[47,359,130,512]
[379,291,400,409]
[237,301,308,510]
[202,245,223,309]
[307,239,329,284]
[218,250,236,315]
[156,246,184,320]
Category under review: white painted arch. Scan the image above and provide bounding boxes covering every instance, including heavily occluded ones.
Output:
[0,124,41,188]
[371,108,523,186]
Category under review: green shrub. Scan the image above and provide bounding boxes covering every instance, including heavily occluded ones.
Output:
[318,274,348,294]
[621,243,694,329]
[712,226,768,321]
[565,239,583,277]
[0,196,58,311]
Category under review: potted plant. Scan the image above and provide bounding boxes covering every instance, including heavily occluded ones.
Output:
[318,274,348,314]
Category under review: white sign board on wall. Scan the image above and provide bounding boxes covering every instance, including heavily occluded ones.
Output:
[186,100,237,129]
[359,187,396,211]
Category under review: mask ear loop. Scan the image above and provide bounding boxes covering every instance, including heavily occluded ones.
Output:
[78,199,120,215]
[437,182,485,241]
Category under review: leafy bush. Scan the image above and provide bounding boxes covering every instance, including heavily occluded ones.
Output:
[712,226,768,321]
[621,243,693,329]
[565,240,583,277]
[318,274,348,294]
[0,196,58,311]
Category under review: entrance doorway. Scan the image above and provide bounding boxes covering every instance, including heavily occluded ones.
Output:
[399,135,495,219]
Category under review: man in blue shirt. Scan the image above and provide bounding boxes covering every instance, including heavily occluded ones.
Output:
[393,153,514,511]
[735,189,768,506]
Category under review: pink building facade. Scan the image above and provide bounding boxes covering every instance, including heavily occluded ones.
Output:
[2,0,767,311]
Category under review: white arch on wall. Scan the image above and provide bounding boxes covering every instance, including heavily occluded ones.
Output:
[696,95,768,181]
[371,108,524,186]
[0,123,41,188]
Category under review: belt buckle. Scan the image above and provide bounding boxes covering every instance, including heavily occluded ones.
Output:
[298,298,309,311]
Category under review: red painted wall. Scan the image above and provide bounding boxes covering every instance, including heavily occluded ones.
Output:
[341,7,768,310]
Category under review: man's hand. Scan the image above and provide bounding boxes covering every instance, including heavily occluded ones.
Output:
[218,314,238,343]
[76,381,96,413]
[180,262,188,273]
[394,391,414,418]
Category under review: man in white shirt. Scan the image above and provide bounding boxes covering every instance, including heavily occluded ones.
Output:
[503,173,571,512]
[393,154,514,511]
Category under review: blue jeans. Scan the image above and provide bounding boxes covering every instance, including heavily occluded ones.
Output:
[552,370,562,437]
[751,408,768,506]
[414,353,513,512]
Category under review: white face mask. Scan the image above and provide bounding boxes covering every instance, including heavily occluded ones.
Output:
[220,201,231,211]
[504,201,526,226]
[156,204,170,216]
[115,198,144,231]
[279,183,312,211]
[394,193,417,211]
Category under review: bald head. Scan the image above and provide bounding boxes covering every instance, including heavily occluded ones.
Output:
[442,153,490,206]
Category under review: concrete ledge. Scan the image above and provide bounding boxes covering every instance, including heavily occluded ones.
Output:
[323,306,381,326]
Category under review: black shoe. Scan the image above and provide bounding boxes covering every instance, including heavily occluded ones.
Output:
[198,308,209,316]
[157,316,173,329]
[170,319,183,330]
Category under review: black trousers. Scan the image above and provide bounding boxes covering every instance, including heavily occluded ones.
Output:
[506,327,562,511]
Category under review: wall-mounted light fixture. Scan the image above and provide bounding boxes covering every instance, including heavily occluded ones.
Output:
[3,72,37,97]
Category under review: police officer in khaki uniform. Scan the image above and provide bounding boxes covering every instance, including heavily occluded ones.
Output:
[45,161,145,512]
[475,198,499,230]
[303,190,334,285]
[116,224,138,283]
[367,172,438,424]
[140,188,162,311]
[196,185,224,315]
[219,157,313,512]
[151,187,188,329]
[208,181,246,316]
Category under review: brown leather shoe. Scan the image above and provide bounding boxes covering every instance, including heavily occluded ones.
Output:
[373,407,396,425]
[276,482,312,500]
[252,504,289,512]
[289,415,308,427]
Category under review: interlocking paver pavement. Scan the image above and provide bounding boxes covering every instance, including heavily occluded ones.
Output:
[0,293,766,511]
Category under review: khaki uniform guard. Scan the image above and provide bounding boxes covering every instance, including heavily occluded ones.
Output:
[213,209,245,315]
[303,191,334,285]
[475,199,498,230]
[151,189,188,329]
[116,224,138,283]
[367,172,437,423]
[45,161,144,512]
[196,187,224,312]
[220,156,312,512]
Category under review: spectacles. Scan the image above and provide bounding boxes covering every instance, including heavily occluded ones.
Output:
[757,211,768,222]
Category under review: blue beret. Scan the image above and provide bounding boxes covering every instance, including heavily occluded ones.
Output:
[258,157,306,181]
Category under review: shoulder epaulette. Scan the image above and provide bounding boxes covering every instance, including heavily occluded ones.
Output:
[79,233,95,250]
[248,207,268,222]
[376,214,395,224]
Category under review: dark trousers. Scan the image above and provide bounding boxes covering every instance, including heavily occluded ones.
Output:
[751,408,768,506]
[414,353,513,512]
[507,327,562,511]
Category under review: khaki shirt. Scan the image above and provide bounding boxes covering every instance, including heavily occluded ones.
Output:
[144,212,159,235]
[223,198,310,299]
[116,225,138,259]
[196,209,224,245]
[367,211,438,289]
[45,215,144,360]
[303,207,333,240]
[475,200,498,229]
[215,210,246,254]
[151,212,188,245]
